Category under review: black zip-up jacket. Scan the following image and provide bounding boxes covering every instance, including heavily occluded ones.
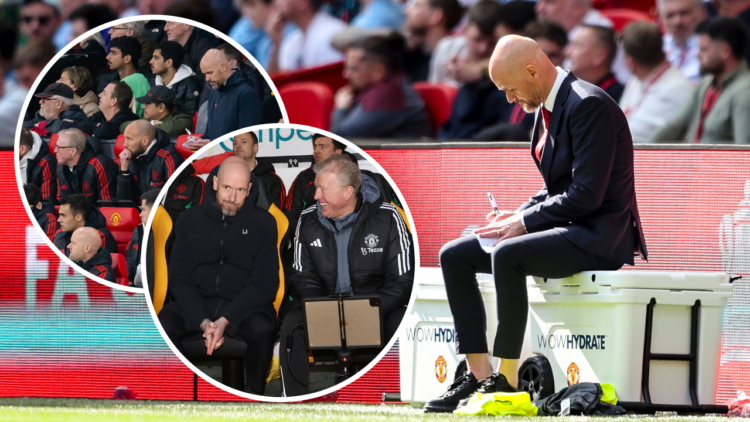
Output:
[206,158,284,210]
[117,128,185,203]
[87,108,140,139]
[126,224,143,283]
[289,191,414,316]
[169,171,279,335]
[169,73,203,116]
[57,137,118,205]
[26,140,57,205]
[164,163,205,223]
[77,246,116,283]
[32,202,58,242]
[54,206,119,255]
[24,105,90,134]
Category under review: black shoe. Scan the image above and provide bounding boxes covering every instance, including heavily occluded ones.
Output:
[457,373,519,409]
[423,372,482,413]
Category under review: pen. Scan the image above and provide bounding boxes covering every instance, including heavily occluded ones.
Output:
[487,192,499,216]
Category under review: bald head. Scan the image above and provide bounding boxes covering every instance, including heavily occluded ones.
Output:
[123,120,156,156]
[489,35,558,113]
[68,227,102,263]
[214,156,252,216]
[201,49,232,89]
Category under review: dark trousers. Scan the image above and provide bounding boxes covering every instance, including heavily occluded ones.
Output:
[439,230,623,359]
[279,302,406,397]
[158,302,276,394]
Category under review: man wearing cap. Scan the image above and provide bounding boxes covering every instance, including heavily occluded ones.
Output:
[23,83,89,135]
[86,81,139,140]
[121,86,193,137]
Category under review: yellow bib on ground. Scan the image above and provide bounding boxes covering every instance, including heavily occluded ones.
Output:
[600,383,618,405]
[454,391,538,416]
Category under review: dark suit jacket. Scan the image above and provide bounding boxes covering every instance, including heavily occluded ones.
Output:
[517,72,648,265]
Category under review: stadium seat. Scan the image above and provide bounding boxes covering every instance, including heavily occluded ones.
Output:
[180,177,289,391]
[99,206,140,255]
[600,8,655,33]
[111,253,129,286]
[175,134,202,161]
[278,82,334,130]
[412,82,459,136]
[49,133,59,151]
[271,61,347,92]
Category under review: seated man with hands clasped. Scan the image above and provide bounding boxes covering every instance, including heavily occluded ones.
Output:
[158,157,279,395]
[280,154,414,396]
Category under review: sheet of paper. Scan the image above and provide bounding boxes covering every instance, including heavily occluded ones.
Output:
[474,232,497,253]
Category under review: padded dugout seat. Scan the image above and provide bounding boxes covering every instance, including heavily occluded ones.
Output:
[111,253,128,286]
[412,82,458,136]
[277,82,334,130]
[99,206,140,255]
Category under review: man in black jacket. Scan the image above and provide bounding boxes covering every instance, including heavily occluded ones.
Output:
[203,132,285,209]
[20,127,57,205]
[158,157,279,394]
[280,154,414,396]
[24,183,58,242]
[126,189,161,286]
[118,120,185,203]
[151,40,203,115]
[55,193,118,255]
[283,134,345,237]
[23,83,89,135]
[55,128,118,204]
[68,227,117,283]
[87,81,139,139]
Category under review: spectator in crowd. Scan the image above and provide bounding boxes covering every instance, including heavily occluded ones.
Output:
[87,81,139,139]
[402,0,463,82]
[203,132,286,209]
[24,83,90,135]
[105,36,150,116]
[195,48,262,141]
[439,1,536,140]
[151,40,202,115]
[351,0,404,30]
[284,133,345,237]
[19,0,61,46]
[13,39,56,90]
[650,17,750,144]
[24,183,58,242]
[230,0,286,69]
[118,121,185,202]
[55,193,118,254]
[0,19,22,148]
[68,226,117,282]
[108,20,157,74]
[137,0,173,16]
[716,0,750,63]
[620,22,692,143]
[494,0,537,39]
[20,127,57,205]
[163,163,204,224]
[160,157,279,394]
[124,86,194,137]
[281,154,413,396]
[565,24,624,102]
[659,0,706,84]
[126,188,160,286]
[57,66,100,117]
[52,0,85,50]
[524,21,568,67]
[68,3,118,42]
[332,33,431,138]
[164,21,220,84]
[55,128,118,203]
[266,0,347,72]
[429,0,503,86]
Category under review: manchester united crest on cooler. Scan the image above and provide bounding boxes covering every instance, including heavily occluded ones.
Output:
[435,356,447,383]
[364,234,379,248]
[566,362,580,386]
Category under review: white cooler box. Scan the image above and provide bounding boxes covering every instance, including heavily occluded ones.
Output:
[400,268,732,408]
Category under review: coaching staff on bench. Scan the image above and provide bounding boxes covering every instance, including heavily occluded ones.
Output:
[425,36,648,413]
[280,154,414,396]
[158,157,279,395]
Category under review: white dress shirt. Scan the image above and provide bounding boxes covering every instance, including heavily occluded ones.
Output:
[279,12,347,71]
[619,63,694,143]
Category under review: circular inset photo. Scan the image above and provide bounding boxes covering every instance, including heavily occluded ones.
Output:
[141,124,418,400]
[16,15,286,292]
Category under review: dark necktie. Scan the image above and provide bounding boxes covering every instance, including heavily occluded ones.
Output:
[535,107,551,162]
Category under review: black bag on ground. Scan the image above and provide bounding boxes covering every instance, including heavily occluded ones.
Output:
[535,382,626,416]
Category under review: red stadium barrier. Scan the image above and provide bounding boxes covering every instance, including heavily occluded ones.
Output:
[271,61,347,92]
